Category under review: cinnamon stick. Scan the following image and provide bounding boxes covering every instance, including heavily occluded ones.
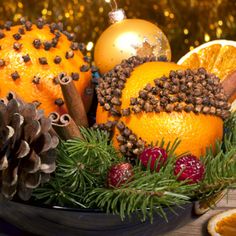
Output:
[222,71,236,102]
[51,113,83,140]
[59,75,88,127]
[49,112,60,123]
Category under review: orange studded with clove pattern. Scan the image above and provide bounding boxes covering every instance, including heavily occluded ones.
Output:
[96,57,230,159]
[0,19,92,115]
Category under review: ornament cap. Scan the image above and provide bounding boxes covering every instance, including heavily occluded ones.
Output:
[108,9,126,24]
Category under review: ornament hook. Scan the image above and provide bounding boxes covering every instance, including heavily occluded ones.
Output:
[106,0,126,24]
[106,0,118,11]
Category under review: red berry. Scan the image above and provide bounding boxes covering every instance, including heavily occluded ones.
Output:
[107,163,133,188]
[174,155,205,184]
[139,147,168,171]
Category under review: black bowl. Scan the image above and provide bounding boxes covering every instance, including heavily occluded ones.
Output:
[0,199,196,236]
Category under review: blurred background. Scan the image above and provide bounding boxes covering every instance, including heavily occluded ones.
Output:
[0,0,235,61]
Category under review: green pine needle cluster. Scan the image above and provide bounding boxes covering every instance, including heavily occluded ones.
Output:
[33,128,123,207]
[33,112,236,222]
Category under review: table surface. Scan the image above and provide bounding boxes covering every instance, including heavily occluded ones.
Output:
[166,189,236,236]
[0,190,235,236]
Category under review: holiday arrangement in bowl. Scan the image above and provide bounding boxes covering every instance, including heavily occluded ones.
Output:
[0,5,236,236]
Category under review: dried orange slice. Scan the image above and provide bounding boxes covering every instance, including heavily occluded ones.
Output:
[177,40,236,80]
[208,208,236,236]
[178,40,236,110]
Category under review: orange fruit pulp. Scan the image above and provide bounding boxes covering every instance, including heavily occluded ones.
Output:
[0,24,91,115]
[216,213,236,236]
[177,40,236,81]
[96,61,223,158]
[208,209,236,236]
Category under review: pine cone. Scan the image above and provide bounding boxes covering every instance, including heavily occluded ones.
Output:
[0,93,59,200]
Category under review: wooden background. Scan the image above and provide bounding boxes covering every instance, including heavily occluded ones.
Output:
[166,189,236,236]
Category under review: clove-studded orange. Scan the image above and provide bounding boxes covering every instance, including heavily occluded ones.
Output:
[0,19,91,115]
[96,57,230,159]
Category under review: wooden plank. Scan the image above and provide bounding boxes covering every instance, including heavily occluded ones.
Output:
[166,190,236,236]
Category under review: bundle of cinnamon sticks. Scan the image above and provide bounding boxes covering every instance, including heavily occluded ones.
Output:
[50,74,92,140]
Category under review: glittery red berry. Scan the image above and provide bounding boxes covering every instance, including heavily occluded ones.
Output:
[107,163,134,188]
[139,147,168,171]
[174,155,205,184]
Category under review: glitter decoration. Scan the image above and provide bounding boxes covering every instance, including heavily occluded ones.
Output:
[0,0,235,61]
[94,16,171,73]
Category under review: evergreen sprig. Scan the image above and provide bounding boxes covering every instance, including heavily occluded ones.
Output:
[33,112,236,222]
[58,128,120,190]
[32,176,86,208]
[33,128,123,207]
[85,165,196,221]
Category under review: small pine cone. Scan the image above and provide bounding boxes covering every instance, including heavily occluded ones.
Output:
[0,93,59,200]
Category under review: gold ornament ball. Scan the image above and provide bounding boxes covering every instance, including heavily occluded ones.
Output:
[94,18,172,74]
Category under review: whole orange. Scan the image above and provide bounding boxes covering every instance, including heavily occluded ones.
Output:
[96,60,225,158]
[0,22,91,115]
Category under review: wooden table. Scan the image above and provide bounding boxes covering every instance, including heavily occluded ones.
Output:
[166,189,236,236]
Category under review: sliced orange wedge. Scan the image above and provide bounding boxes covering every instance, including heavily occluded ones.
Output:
[178,40,236,110]
[208,209,236,236]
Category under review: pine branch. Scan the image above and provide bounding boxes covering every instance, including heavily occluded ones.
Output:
[32,112,236,222]
[84,114,236,221]
[196,143,236,198]
[65,127,121,175]
[85,168,195,222]
[56,141,99,192]
[33,176,86,208]
[60,127,122,187]
[85,141,197,222]
[33,128,123,207]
